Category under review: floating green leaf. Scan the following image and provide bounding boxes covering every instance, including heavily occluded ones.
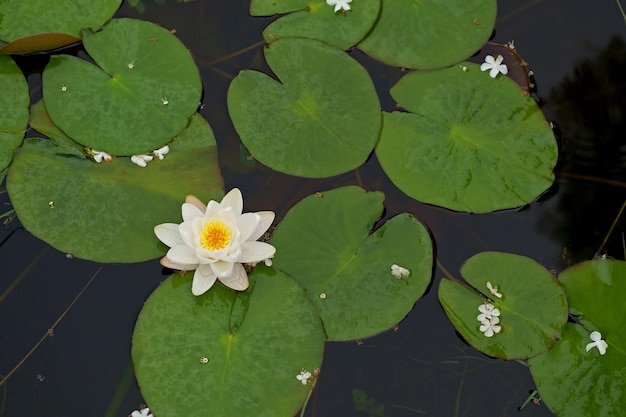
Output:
[251,0,381,50]
[376,63,557,213]
[438,252,567,360]
[270,186,433,341]
[42,18,202,156]
[132,267,325,417]
[529,259,626,417]
[227,37,381,178]
[29,99,83,152]
[6,114,222,263]
[0,0,122,53]
[357,0,496,69]
[0,55,28,171]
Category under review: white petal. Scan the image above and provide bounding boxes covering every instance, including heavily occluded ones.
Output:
[179,220,197,249]
[218,263,249,291]
[585,341,597,352]
[484,55,495,64]
[494,55,504,65]
[182,202,204,222]
[159,256,198,271]
[489,67,499,78]
[185,195,206,213]
[598,340,608,355]
[237,212,261,242]
[480,62,491,72]
[167,244,199,265]
[590,331,602,341]
[239,241,276,263]
[154,223,183,248]
[131,155,148,167]
[247,211,274,241]
[192,265,218,295]
[499,64,509,75]
[211,260,235,277]
[220,188,243,215]
[484,327,494,337]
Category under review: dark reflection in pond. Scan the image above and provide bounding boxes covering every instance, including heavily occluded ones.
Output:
[539,35,626,262]
[1,1,624,417]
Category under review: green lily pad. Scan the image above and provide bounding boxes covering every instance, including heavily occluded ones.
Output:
[270,186,433,341]
[438,252,568,360]
[251,0,381,50]
[0,0,121,53]
[376,63,557,213]
[29,99,83,152]
[132,266,325,417]
[0,55,28,172]
[6,113,223,263]
[529,259,626,417]
[42,18,202,156]
[357,0,496,69]
[227,37,380,178]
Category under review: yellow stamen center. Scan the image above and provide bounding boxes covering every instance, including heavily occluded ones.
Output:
[200,220,232,251]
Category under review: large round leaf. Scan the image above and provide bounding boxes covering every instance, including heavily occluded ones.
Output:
[6,114,222,263]
[0,55,28,172]
[0,0,121,53]
[227,37,381,178]
[251,0,381,50]
[357,0,496,69]
[132,267,325,417]
[43,18,202,156]
[270,186,433,341]
[438,252,568,359]
[529,260,626,417]
[376,63,558,213]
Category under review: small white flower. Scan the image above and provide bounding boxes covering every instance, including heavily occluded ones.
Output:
[154,189,276,295]
[92,150,112,163]
[477,303,500,322]
[390,264,410,278]
[161,97,169,105]
[480,55,508,78]
[486,281,503,298]
[326,0,352,13]
[585,331,608,355]
[152,145,170,160]
[319,293,327,299]
[60,84,67,92]
[130,408,153,417]
[479,316,501,337]
[128,61,135,69]
[296,369,312,385]
[131,154,154,167]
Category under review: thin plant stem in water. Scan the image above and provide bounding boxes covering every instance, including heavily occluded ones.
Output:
[595,199,626,257]
[616,0,626,24]
[518,389,539,410]
[0,245,48,305]
[0,266,102,387]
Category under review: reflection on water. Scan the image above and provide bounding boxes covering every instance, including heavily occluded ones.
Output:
[0,1,624,416]
[540,35,626,262]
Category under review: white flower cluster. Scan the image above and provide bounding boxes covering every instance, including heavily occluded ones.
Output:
[477,302,501,337]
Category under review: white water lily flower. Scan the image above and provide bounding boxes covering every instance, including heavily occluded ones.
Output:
[92,150,112,163]
[130,408,153,417]
[479,316,501,337]
[296,369,312,385]
[480,54,508,78]
[486,281,503,298]
[154,188,276,295]
[152,145,170,160]
[131,154,154,167]
[585,331,608,355]
[477,303,500,322]
[326,0,352,12]
[390,264,410,278]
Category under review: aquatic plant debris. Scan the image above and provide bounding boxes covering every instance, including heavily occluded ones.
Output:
[585,331,608,355]
[390,264,410,278]
[480,54,508,78]
[153,188,276,295]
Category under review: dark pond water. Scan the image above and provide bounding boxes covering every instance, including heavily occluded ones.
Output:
[1,1,625,416]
